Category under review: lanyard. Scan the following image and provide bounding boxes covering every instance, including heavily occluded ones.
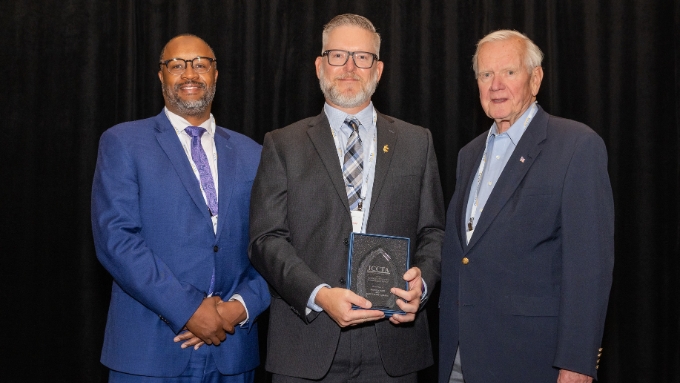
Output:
[467,103,537,243]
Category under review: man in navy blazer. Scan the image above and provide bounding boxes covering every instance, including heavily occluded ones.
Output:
[439,31,614,383]
[91,34,269,382]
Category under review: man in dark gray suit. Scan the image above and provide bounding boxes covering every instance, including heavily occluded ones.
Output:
[249,13,444,383]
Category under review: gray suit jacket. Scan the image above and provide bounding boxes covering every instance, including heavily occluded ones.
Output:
[249,110,445,379]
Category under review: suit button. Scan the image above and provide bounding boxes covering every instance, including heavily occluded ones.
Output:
[339,277,346,286]
[213,246,219,252]
[462,257,469,265]
[343,238,349,246]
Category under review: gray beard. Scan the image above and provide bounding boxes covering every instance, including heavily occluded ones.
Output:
[162,81,216,117]
[319,67,378,109]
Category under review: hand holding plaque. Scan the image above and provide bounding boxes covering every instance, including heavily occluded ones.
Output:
[347,233,410,316]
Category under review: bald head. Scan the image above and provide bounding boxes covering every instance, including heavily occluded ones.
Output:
[159,34,215,62]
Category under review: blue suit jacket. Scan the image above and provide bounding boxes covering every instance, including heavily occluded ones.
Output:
[439,107,614,382]
[91,111,270,377]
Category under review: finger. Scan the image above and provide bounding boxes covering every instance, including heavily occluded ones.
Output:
[395,295,420,314]
[210,330,227,346]
[347,309,384,323]
[389,312,415,324]
[180,337,203,349]
[193,341,205,350]
[402,267,421,282]
[345,291,373,309]
[391,287,419,302]
[174,331,194,342]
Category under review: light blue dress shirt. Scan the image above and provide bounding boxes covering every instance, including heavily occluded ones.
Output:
[465,103,538,240]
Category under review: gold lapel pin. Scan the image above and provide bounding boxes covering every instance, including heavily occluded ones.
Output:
[383,145,389,153]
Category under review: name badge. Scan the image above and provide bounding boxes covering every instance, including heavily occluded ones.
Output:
[351,210,364,233]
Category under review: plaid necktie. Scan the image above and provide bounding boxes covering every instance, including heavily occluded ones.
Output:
[342,118,363,210]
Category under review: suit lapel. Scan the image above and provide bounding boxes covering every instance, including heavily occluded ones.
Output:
[154,112,212,221]
[369,113,397,211]
[214,127,236,240]
[465,108,549,252]
[306,112,351,212]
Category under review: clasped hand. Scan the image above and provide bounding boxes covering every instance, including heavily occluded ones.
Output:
[173,296,246,350]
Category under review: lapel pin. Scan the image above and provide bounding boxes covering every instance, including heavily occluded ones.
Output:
[383,145,389,153]
[520,156,525,163]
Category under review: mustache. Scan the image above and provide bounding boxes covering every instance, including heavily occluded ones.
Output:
[173,81,207,91]
[334,73,361,81]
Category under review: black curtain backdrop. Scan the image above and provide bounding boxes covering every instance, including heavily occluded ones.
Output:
[2,1,678,382]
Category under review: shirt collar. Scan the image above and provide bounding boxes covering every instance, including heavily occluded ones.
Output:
[324,102,375,133]
[488,101,538,146]
[164,107,216,136]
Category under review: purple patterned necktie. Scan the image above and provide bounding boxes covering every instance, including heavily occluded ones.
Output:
[185,126,217,296]
[342,118,363,210]
[184,126,218,217]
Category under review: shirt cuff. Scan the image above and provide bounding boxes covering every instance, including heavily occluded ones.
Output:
[307,283,331,314]
[228,294,249,327]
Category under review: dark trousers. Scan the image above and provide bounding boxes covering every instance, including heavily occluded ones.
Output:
[273,324,417,383]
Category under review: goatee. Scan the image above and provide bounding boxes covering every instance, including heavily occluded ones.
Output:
[162,80,216,117]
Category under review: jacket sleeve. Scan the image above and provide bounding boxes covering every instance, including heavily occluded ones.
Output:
[413,128,445,304]
[553,131,615,378]
[248,132,326,320]
[91,129,204,334]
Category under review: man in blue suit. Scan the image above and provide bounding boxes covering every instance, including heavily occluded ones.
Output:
[91,34,269,382]
[439,30,614,383]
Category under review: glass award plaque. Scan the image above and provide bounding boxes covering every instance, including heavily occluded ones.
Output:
[347,233,410,316]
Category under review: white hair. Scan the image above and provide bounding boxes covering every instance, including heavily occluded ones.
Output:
[472,30,543,77]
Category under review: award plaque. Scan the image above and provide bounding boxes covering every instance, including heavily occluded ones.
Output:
[347,233,410,316]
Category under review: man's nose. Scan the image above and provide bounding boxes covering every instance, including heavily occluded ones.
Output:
[181,62,200,79]
[344,54,357,70]
[490,75,504,91]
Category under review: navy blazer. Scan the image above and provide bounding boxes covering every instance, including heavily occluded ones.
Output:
[439,107,614,382]
[91,111,270,377]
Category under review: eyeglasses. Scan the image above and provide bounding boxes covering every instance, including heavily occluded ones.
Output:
[322,50,378,69]
[159,57,217,75]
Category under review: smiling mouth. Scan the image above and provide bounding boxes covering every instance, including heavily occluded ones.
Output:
[176,82,206,92]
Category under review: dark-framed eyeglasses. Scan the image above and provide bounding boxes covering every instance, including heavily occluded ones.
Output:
[322,50,378,69]
[159,57,217,75]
